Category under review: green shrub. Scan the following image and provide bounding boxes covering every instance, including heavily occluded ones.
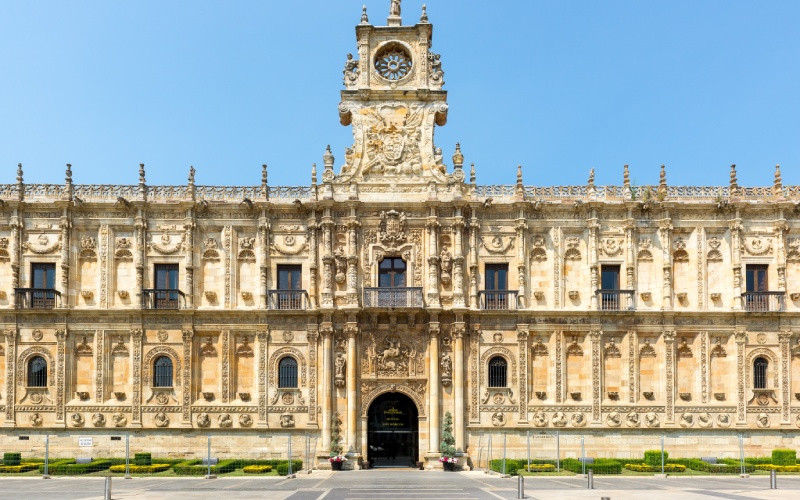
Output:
[669,458,753,474]
[0,464,40,473]
[525,464,556,472]
[3,453,22,466]
[625,463,686,473]
[109,464,171,474]
[276,463,289,476]
[134,453,152,466]
[771,449,797,466]
[643,450,667,467]
[43,459,113,475]
[173,459,238,476]
[231,459,302,471]
[755,464,800,473]
[742,457,775,465]
[489,459,530,475]
[243,465,273,474]
[561,458,622,474]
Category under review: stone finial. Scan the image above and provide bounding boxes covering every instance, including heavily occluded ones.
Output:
[261,164,268,200]
[729,164,738,194]
[452,143,464,168]
[360,5,369,24]
[387,0,401,26]
[16,163,23,201]
[623,164,630,188]
[774,164,783,195]
[517,165,523,186]
[311,163,317,186]
[65,163,73,185]
[188,166,195,186]
[515,165,524,198]
[587,168,595,188]
[139,163,146,186]
[420,4,429,23]
[470,163,476,185]
[16,163,23,184]
[658,164,667,198]
[322,145,335,183]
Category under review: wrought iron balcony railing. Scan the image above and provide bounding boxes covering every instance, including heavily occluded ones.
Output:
[14,288,61,309]
[267,290,309,310]
[363,287,424,308]
[742,291,786,312]
[478,290,519,310]
[141,289,186,310]
[596,289,636,311]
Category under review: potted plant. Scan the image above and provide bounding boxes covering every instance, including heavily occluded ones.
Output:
[329,412,346,471]
[439,411,458,471]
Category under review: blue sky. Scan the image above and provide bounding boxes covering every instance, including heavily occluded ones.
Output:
[1,1,798,188]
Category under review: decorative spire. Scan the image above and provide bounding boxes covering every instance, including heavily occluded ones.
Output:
[623,164,630,188]
[420,4,429,23]
[65,163,73,185]
[138,163,146,199]
[16,163,24,201]
[774,164,783,196]
[729,164,738,194]
[311,163,317,186]
[322,145,335,182]
[452,143,463,168]
[470,163,476,185]
[261,164,268,200]
[515,164,524,198]
[360,5,369,24]
[16,163,23,184]
[587,168,595,188]
[188,166,195,187]
[658,164,667,199]
[387,0,401,26]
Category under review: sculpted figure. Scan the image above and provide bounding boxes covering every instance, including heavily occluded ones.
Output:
[196,413,211,428]
[440,352,452,378]
[606,412,621,427]
[532,411,547,427]
[551,411,567,427]
[571,413,586,427]
[626,412,640,427]
[645,412,660,428]
[113,412,128,427]
[335,352,346,379]
[218,414,233,428]
[92,413,106,427]
[389,0,401,16]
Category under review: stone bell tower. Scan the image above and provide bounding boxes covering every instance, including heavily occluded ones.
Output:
[333,2,454,191]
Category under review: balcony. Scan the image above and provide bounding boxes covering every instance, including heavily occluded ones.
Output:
[141,289,186,310]
[363,287,423,308]
[14,288,61,309]
[742,292,786,312]
[267,290,309,310]
[478,290,519,310]
[596,289,635,311]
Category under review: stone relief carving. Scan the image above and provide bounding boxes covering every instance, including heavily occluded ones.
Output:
[440,351,452,387]
[92,413,106,427]
[491,412,506,427]
[645,412,660,427]
[680,413,694,428]
[480,234,515,255]
[239,414,253,427]
[606,412,621,427]
[626,412,640,427]
[564,237,581,260]
[196,412,210,428]
[552,411,567,427]
[342,53,360,87]
[532,411,547,427]
[743,236,773,256]
[379,210,407,249]
[599,236,623,257]
[280,414,295,428]
[218,413,232,428]
[148,233,184,255]
[154,412,169,427]
[70,413,84,427]
[22,233,62,254]
[571,413,586,427]
[362,333,424,377]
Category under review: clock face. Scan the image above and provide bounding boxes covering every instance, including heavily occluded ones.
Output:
[374,43,412,81]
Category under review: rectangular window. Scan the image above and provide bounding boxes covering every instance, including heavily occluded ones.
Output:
[154,264,179,290]
[378,258,406,288]
[277,265,302,290]
[485,264,508,291]
[745,265,768,292]
[32,263,56,289]
[601,265,620,290]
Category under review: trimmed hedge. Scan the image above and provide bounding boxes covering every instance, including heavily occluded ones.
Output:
[666,458,754,474]
[134,453,152,466]
[0,464,40,473]
[755,464,800,473]
[3,453,22,466]
[490,459,534,475]
[243,465,274,474]
[771,449,797,466]
[524,464,556,472]
[562,458,622,474]
[39,459,114,475]
[643,450,667,467]
[174,459,237,476]
[109,464,171,474]
[276,463,290,476]
[625,463,686,473]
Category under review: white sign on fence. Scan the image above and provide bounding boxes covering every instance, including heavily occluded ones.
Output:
[78,437,93,447]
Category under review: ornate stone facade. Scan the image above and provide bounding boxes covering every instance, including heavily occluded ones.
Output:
[1,3,799,466]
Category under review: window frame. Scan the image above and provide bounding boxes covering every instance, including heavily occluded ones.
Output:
[27,355,48,388]
[378,257,407,288]
[753,356,768,389]
[488,355,508,388]
[278,356,299,388]
[277,264,303,290]
[484,264,509,291]
[153,355,174,388]
[600,264,621,290]
[31,262,56,289]
[745,264,769,293]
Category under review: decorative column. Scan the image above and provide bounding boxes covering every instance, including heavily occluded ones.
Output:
[468,324,480,424]
[555,331,564,403]
[730,213,743,310]
[308,215,319,309]
[320,323,333,451]
[468,211,479,309]
[181,329,193,427]
[588,211,599,311]
[321,211,334,308]
[306,324,318,426]
[55,328,66,424]
[700,331,708,404]
[59,208,70,307]
[257,328,269,427]
[9,208,21,308]
[220,330,230,403]
[4,330,16,426]
[515,213,527,309]
[628,330,637,403]
[779,329,792,424]
[346,217,360,306]
[452,211,466,307]
[735,327,747,424]
[345,321,359,453]
[134,211,145,304]
[553,228,562,308]
[426,212,441,307]
[775,218,788,292]
[664,328,676,424]
[697,227,704,310]
[452,322,466,451]
[183,212,195,308]
[517,325,528,423]
[659,217,674,310]
[590,328,602,423]
[130,328,143,427]
[259,211,269,309]
[428,320,440,456]
[95,330,105,403]
[625,214,635,310]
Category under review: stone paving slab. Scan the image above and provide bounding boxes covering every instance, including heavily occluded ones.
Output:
[1,470,799,499]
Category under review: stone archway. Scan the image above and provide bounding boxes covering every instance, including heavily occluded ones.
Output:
[366,392,419,467]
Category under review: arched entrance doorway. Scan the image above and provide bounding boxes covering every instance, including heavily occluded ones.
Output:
[367,392,419,467]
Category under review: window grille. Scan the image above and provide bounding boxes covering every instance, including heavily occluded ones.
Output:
[278,357,298,388]
[488,356,507,388]
[753,357,768,389]
[28,356,47,387]
[153,356,174,387]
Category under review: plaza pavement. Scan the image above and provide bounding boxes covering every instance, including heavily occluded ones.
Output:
[1,469,799,499]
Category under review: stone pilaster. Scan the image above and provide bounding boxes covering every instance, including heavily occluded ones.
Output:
[307,324,318,426]
[320,323,333,451]
[735,327,747,424]
[664,328,675,424]
[59,209,70,307]
[320,211,334,308]
[515,216,527,309]
[468,324,480,423]
[346,219,359,306]
[221,329,230,403]
[659,217,673,310]
[452,322,465,451]
[555,330,563,403]
[468,212,478,309]
[452,213,466,307]
[588,212,599,311]
[183,215,195,308]
[55,328,66,424]
[134,213,145,304]
[181,329,193,426]
[308,216,319,309]
[426,215,441,307]
[345,321,359,452]
[628,330,637,403]
[259,212,269,309]
[590,328,602,423]
[517,324,528,422]
[428,320,440,454]
[700,331,708,404]
[730,214,743,310]
[130,328,143,427]
[779,329,792,424]
[9,209,21,307]
[95,329,105,403]
[4,330,16,425]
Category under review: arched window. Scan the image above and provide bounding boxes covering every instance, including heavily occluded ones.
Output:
[153,356,173,387]
[488,356,507,388]
[27,356,47,387]
[278,356,298,388]
[753,357,768,389]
